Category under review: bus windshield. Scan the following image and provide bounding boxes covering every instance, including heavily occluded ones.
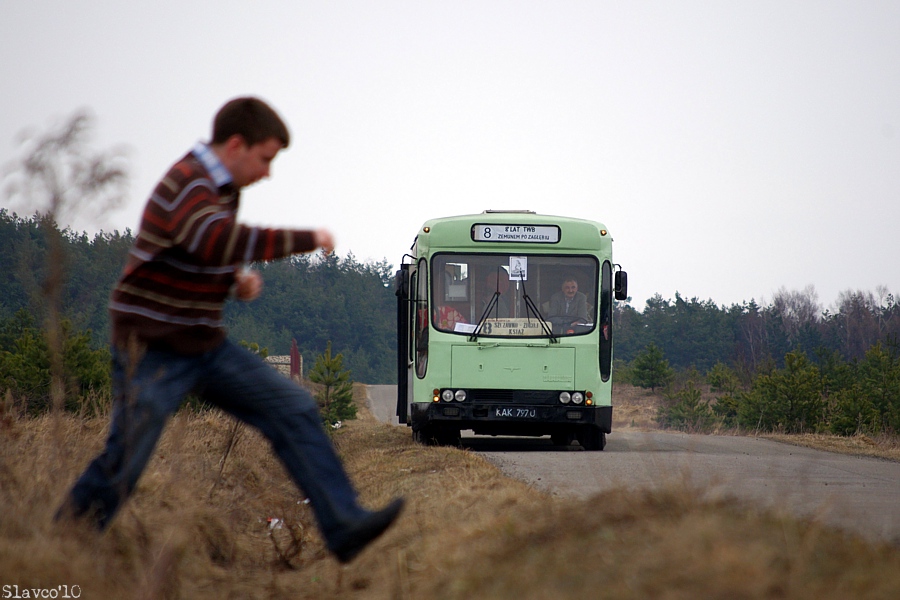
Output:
[431,253,599,338]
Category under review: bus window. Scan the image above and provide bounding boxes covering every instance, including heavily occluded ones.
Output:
[442,262,469,301]
[433,259,470,332]
[415,258,429,378]
[431,253,598,337]
[600,260,612,381]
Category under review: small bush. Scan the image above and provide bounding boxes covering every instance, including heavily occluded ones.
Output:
[631,343,675,392]
[308,342,357,426]
[657,381,716,433]
[0,319,110,414]
[737,351,824,434]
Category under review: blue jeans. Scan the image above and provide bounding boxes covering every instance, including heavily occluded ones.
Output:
[60,339,367,548]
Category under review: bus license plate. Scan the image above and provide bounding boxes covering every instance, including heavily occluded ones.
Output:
[494,407,537,419]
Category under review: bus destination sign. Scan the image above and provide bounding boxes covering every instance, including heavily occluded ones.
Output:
[472,224,560,243]
[479,318,551,336]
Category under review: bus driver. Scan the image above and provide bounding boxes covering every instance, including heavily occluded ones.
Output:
[547,276,589,329]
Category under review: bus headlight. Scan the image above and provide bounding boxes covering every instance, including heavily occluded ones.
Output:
[454,389,467,402]
[441,389,454,402]
[559,392,571,404]
[572,392,584,405]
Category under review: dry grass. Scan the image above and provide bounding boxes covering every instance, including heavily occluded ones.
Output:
[612,381,663,430]
[761,432,900,462]
[1,384,900,599]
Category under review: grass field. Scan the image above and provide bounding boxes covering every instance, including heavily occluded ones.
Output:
[1,385,899,599]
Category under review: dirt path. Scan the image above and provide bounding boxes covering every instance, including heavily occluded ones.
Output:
[367,385,900,545]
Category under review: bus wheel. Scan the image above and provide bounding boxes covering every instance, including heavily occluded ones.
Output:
[413,426,460,447]
[551,432,572,446]
[577,426,606,451]
[413,426,436,446]
[434,427,461,447]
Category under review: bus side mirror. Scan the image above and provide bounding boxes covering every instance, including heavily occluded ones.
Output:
[614,270,628,301]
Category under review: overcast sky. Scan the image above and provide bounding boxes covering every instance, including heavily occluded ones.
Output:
[1,1,898,310]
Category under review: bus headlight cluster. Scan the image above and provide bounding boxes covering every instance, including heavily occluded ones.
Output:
[559,391,588,405]
[441,389,467,402]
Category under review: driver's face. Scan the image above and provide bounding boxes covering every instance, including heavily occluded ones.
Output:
[563,281,578,299]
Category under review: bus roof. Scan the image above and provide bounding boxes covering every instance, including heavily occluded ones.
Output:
[414,211,613,254]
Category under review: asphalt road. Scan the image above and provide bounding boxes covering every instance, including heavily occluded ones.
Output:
[366,385,900,544]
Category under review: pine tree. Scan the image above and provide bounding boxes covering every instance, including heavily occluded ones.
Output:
[631,343,674,392]
[657,381,716,433]
[308,341,356,426]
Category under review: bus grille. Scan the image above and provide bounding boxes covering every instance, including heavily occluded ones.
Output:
[468,389,559,404]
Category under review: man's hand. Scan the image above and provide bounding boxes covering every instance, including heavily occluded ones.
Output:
[234,269,263,301]
[314,228,335,254]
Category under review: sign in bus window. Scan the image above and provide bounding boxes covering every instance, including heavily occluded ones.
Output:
[509,256,527,281]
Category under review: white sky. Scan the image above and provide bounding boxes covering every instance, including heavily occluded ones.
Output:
[1,1,898,310]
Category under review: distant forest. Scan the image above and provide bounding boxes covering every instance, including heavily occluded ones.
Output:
[614,285,900,377]
[1,209,897,385]
[0,210,395,384]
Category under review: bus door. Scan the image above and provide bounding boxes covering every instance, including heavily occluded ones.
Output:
[394,263,410,423]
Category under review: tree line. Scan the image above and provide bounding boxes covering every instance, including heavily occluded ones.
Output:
[630,342,900,437]
[617,287,900,436]
[615,286,900,376]
[0,210,397,403]
[2,209,897,434]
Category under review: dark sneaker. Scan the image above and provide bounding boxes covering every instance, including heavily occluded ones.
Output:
[332,498,405,563]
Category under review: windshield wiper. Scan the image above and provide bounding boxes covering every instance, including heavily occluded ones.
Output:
[519,277,557,343]
[470,287,504,341]
[469,266,557,343]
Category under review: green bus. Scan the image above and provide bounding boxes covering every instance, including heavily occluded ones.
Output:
[394,210,627,450]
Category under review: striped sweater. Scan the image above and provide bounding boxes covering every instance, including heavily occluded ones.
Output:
[110,147,316,353]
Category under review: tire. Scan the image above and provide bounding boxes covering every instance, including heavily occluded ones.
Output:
[434,427,461,447]
[551,432,571,446]
[413,426,435,445]
[413,425,460,447]
[577,426,606,451]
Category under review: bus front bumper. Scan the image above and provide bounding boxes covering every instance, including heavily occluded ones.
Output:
[409,402,612,435]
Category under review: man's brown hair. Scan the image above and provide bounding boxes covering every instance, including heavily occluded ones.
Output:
[212,97,290,148]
